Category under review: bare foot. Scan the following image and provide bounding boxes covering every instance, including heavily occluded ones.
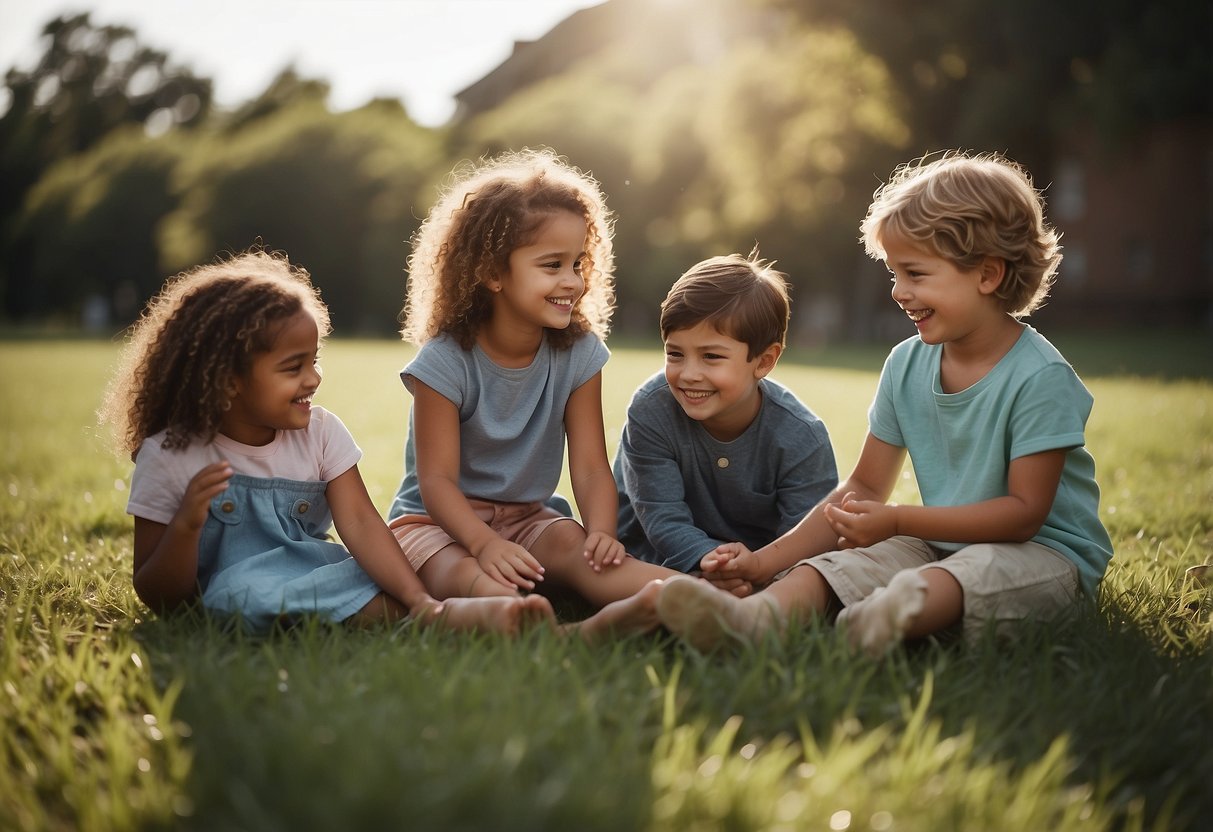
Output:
[569,578,665,643]
[657,575,782,652]
[836,569,927,657]
[436,594,556,635]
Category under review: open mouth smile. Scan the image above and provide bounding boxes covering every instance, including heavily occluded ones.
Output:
[905,308,934,323]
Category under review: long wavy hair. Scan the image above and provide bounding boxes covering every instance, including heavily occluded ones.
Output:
[100,250,330,456]
[400,148,616,350]
[861,151,1062,317]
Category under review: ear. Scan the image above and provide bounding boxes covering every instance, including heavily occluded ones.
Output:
[977,257,1007,295]
[754,343,782,378]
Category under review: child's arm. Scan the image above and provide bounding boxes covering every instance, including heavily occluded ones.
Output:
[826,449,1066,548]
[132,460,232,611]
[326,463,442,619]
[702,433,906,585]
[565,372,626,572]
[411,380,545,590]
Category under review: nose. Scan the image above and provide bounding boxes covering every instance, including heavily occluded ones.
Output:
[308,363,323,389]
[890,275,911,304]
[681,358,704,382]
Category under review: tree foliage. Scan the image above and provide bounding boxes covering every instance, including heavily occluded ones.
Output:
[0,13,212,318]
[0,0,1206,335]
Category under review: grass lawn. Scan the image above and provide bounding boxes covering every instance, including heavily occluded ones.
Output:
[1,331,1211,831]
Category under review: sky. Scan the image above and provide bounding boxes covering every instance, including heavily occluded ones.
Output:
[0,0,604,126]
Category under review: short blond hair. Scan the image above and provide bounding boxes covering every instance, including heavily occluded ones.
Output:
[861,152,1062,317]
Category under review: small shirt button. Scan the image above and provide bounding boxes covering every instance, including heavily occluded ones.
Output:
[297,501,310,514]
[717,457,729,469]
[220,501,235,513]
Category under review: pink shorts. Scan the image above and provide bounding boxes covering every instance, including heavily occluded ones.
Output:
[388,499,575,571]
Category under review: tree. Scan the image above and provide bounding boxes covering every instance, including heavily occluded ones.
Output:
[0,13,212,319]
[13,127,187,325]
[159,99,443,333]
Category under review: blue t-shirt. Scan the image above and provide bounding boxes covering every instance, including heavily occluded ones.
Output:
[615,372,838,572]
[388,331,609,517]
[869,325,1113,594]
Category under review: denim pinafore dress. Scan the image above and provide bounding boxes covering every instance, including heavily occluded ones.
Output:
[197,474,381,632]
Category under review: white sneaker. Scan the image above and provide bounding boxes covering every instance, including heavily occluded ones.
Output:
[837,569,928,657]
[657,576,782,652]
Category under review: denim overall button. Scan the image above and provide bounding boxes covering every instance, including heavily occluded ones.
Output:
[716,457,729,469]
[297,501,310,515]
[220,500,236,513]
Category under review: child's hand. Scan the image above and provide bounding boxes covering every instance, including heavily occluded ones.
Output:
[700,542,758,582]
[825,492,897,548]
[583,532,625,572]
[174,461,233,533]
[698,572,754,598]
[475,539,545,590]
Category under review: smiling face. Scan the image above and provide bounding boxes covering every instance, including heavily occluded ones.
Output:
[490,210,587,335]
[221,310,321,446]
[663,320,780,442]
[882,231,1004,347]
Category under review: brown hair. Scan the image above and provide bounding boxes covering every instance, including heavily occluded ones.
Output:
[100,250,330,456]
[660,251,791,360]
[861,151,1062,317]
[400,148,615,350]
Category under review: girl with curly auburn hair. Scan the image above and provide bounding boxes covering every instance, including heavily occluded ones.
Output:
[388,149,675,640]
[401,147,616,349]
[102,249,555,634]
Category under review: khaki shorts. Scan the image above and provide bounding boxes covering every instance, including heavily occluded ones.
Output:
[786,536,1080,634]
[388,499,575,571]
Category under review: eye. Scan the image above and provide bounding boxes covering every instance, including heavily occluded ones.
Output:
[573,258,584,275]
[665,350,683,360]
[704,353,725,361]
[542,260,561,271]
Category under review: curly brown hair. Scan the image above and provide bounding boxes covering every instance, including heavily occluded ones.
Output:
[401,148,616,350]
[861,151,1062,317]
[100,250,331,457]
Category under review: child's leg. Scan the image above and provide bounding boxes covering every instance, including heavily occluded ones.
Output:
[529,519,675,607]
[839,540,1076,656]
[657,564,836,651]
[418,545,520,599]
[348,591,555,634]
[566,578,666,644]
[837,567,961,656]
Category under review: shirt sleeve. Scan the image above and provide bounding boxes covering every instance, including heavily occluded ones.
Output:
[868,349,906,448]
[402,337,468,407]
[773,417,838,536]
[127,439,190,525]
[1009,363,1092,460]
[572,335,610,389]
[616,398,721,572]
[316,408,363,481]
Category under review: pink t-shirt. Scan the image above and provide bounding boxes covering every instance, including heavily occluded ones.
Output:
[127,406,361,525]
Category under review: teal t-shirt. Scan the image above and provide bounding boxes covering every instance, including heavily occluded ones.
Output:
[868,325,1113,595]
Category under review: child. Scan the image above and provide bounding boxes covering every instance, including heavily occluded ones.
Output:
[386,148,672,638]
[656,152,1115,654]
[614,252,837,584]
[102,250,554,634]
